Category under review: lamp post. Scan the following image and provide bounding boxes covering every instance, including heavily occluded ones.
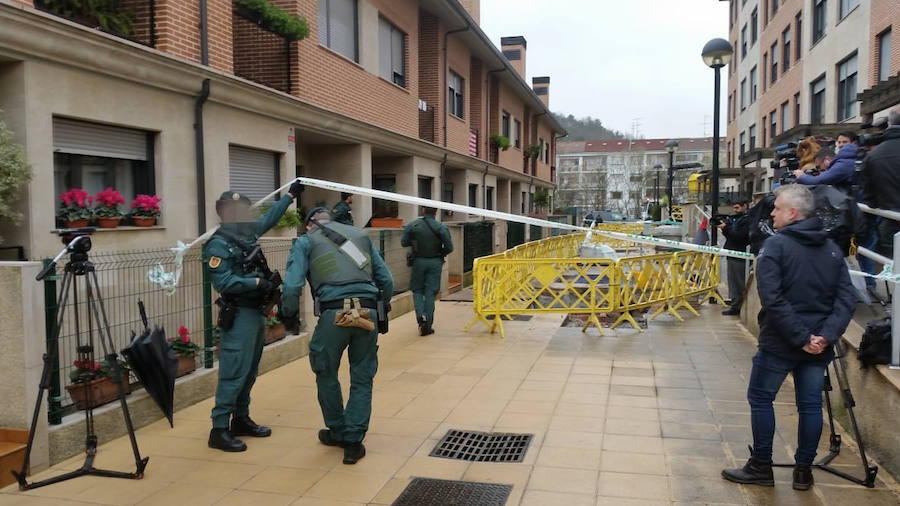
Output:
[665,140,678,218]
[653,163,663,206]
[702,38,734,246]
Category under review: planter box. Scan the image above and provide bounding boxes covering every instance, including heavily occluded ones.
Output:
[66,376,131,410]
[96,217,121,228]
[176,355,196,377]
[369,217,403,228]
[0,428,27,489]
[132,216,157,227]
[65,219,89,228]
[265,323,286,345]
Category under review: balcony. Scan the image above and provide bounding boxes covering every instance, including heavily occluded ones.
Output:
[419,106,436,143]
[232,4,293,93]
[34,0,157,47]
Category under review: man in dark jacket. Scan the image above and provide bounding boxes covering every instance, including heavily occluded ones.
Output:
[861,107,900,256]
[722,184,856,491]
[717,200,749,315]
[793,142,858,195]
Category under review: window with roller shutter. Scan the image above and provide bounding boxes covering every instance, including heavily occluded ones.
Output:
[318,0,358,62]
[228,145,279,203]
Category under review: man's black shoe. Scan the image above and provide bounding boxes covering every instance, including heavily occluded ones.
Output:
[231,416,272,437]
[318,429,343,447]
[343,442,366,464]
[792,464,814,490]
[420,326,435,336]
[721,458,775,486]
[208,428,247,452]
[722,307,741,316]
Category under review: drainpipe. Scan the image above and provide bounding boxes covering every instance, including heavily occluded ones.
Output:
[528,176,534,214]
[443,23,471,147]
[482,164,489,215]
[439,153,448,216]
[199,0,209,65]
[195,79,211,234]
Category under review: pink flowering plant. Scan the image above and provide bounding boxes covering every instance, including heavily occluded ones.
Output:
[129,194,161,218]
[94,188,126,218]
[168,326,200,357]
[265,308,281,327]
[59,188,94,221]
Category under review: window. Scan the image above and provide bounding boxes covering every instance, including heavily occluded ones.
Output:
[513,119,521,149]
[229,145,279,203]
[794,92,801,126]
[443,182,453,212]
[782,28,791,72]
[740,132,746,155]
[772,0,779,14]
[837,53,858,121]
[839,0,859,19]
[378,17,405,87]
[448,70,464,118]
[468,183,477,207]
[750,66,758,103]
[770,43,778,83]
[770,112,777,144]
[761,122,767,149]
[811,75,826,124]
[813,0,826,44]
[53,117,155,214]
[749,124,757,150]
[762,54,768,90]
[501,111,510,138]
[727,94,733,121]
[741,24,748,57]
[485,187,494,210]
[781,101,790,133]
[733,40,739,65]
[878,29,892,82]
[730,0,735,28]
[796,13,802,60]
[318,0,358,61]
[740,79,747,110]
[751,8,758,44]
[611,191,623,200]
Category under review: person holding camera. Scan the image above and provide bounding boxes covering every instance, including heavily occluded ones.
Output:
[203,182,303,452]
[722,184,855,491]
[717,200,749,316]
[402,207,453,336]
[792,133,858,194]
[280,207,393,464]
[861,107,900,256]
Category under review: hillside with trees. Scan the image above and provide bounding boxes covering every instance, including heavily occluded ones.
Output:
[552,113,628,141]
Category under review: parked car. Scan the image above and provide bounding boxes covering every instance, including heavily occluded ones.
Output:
[582,209,626,226]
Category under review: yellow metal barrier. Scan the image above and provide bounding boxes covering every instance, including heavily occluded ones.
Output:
[671,205,684,222]
[466,230,722,337]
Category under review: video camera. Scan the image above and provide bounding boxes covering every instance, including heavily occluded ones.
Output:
[770,142,804,184]
[858,116,888,148]
[55,227,95,253]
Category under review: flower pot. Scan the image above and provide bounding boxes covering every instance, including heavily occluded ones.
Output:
[132,216,157,227]
[175,355,196,377]
[369,217,404,228]
[66,376,130,410]
[96,217,121,229]
[65,219,89,228]
[265,323,286,345]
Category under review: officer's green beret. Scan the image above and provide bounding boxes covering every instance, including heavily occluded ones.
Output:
[217,191,251,204]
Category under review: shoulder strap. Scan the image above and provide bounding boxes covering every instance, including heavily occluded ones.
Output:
[214,228,253,255]
[422,217,442,242]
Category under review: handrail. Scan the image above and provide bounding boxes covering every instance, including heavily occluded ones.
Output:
[856,202,900,369]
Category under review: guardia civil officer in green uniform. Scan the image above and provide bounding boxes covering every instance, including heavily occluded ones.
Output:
[401,207,453,336]
[281,207,393,464]
[331,192,354,225]
[203,181,303,452]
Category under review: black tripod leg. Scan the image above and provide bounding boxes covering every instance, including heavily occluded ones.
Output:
[815,367,841,466]
[827,343,878,487]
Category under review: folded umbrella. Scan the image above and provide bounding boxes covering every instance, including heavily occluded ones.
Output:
[122,302,178,426]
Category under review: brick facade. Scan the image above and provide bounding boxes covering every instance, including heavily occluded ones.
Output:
[232,9,292,93]
[869,0,900,86]
[757,0,803,147]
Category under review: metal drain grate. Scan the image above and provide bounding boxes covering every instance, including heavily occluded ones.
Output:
[391,477,512,506]
[430,430,533,462]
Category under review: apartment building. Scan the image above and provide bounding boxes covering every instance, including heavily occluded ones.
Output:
[556,138,726,219]
[0,0,563,258]
[726,0,898,195]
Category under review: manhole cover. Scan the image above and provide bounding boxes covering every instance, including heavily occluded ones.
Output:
[430,430,533,462]
[391,477,512,506]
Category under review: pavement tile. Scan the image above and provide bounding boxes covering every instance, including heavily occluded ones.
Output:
[520,490,596,506]
[537,446,603,470]
[670,478,745,503]
[603,434,665,454]
[600,451,668,475]
[597,471,670,500]
[528,466,598,495]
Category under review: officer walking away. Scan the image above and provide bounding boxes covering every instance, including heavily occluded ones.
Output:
[332,192,354,225]
[203,181,304,452]
[721,184,855,491]
[717,199,749,316]
[280,208,393,464]
[401,207,453,336]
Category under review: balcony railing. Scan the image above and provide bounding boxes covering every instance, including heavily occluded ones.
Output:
[35,0,157,47]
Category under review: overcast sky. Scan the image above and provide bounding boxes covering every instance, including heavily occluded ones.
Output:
[480,0,731,140]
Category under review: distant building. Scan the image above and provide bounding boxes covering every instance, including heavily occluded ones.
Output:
[556,138,726,218]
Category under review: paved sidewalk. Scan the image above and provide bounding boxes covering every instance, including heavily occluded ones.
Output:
[2,301,899,505]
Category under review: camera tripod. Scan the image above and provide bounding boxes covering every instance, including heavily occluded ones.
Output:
[771,341,878,487]
[13,231,148,490]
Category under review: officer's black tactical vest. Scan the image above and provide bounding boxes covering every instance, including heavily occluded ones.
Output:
[307,221,374,290]
[410,218,443,258]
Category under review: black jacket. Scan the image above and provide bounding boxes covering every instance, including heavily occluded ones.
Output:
[756,218,856,362]
[722,211,749,253]
[861,126,900,254]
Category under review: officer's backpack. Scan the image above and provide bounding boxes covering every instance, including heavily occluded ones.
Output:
[857,316,892,368]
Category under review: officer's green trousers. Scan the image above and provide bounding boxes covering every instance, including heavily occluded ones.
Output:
[211,307,265,429]
[411,257,443,328]
[309,309,378,444]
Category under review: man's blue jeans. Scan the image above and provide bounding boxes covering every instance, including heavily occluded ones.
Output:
[747,350,828,465]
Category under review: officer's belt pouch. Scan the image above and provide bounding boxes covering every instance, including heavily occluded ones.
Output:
[334,298,375,331]
[406,251,414,267]
[215,297,237,331]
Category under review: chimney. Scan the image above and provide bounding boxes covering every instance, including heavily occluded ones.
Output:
[458,0,480,24]
[501,36,526,78]
[532,76,550,108]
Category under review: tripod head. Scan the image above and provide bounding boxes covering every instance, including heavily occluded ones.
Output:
[36,227,96,281]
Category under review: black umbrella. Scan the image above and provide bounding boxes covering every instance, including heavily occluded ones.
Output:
[122,301,178,426]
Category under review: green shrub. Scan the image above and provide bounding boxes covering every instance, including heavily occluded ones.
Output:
[237,0,310,41]
[490,133,511,151]
[0,112,32,244]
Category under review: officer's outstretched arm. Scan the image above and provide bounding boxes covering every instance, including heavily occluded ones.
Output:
[282,236,310,317]
[254,194,294,237]
[370,242,394,298]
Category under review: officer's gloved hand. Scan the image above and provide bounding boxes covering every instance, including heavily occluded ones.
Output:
[280,312,300,334]
[288,180,304,199]
[256,278,273,294]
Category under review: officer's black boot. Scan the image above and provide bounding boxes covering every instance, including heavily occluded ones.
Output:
[418,316,427,336]
[343,442,366,464]
[721,458,774,486]
[208,428,247,452]
[792,464,814,490]
[231,416,272,437]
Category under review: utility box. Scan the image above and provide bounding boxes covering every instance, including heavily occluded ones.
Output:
[651,224,684,251]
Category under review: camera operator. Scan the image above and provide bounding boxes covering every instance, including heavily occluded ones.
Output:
[716,200,750,316]
[860,107,900,256]
[792,140,858,195]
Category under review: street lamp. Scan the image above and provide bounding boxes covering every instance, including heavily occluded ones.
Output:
[653,163,663,206]
[702,37,733,246]
[665,140,678,218]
